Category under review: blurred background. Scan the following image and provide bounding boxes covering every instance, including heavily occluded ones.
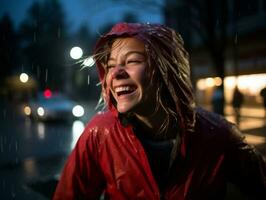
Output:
[0,0,265,199]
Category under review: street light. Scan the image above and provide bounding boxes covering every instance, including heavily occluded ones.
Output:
[70,46,83,60]
[20,73,29,83]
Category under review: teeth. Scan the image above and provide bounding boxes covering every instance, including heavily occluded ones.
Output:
[115,86,133,93]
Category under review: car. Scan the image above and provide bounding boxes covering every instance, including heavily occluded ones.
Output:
[23,90,85,121]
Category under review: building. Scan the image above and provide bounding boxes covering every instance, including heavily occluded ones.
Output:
[164,0,266,109]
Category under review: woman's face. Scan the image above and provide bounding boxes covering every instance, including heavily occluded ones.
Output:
[105,37,156,115]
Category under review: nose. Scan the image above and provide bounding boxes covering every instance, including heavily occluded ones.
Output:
[110,66,129,80]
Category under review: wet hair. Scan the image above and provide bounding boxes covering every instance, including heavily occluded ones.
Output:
[93,23,196,137]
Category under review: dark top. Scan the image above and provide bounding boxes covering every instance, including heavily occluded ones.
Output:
[136,133,175,191]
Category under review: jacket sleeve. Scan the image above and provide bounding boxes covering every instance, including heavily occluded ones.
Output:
[53,125,105,200]
[225,125,266,198]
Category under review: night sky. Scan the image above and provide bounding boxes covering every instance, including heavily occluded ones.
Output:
[0,0,164,33]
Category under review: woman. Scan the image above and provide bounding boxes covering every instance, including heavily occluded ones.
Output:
[53,23,266,199]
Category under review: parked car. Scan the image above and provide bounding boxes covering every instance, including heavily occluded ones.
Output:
[23,90,85,121]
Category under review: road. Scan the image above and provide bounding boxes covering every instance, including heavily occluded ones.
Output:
[0,101,265,199]
[0,100,98,199]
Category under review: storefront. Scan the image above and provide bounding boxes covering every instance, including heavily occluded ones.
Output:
[195,73,266,108]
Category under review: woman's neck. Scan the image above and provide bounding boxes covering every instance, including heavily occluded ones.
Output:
[133,106,175,140]
[135,111,164,132]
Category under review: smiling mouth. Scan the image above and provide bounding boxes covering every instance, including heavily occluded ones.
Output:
[114,85,137,97]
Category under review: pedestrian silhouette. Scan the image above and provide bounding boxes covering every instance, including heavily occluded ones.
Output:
[260,86,266,119]
[212,86,224,115]
[232,87,244,126]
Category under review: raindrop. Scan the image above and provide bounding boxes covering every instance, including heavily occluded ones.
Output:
[57,27,61,38]
[15,141,18,152]
[0,136,3,153]
[216,20,219,27]
[37,65,40,78]
[2,180,5,189]
[234,34,238,44]
[3,109,6,119]
[87,75,90,85]
[96,82,101,86]
[82,57,95,67]
[15,157,18,164]
[45,69,48,82]
[34,19,38,28]
[33,32,36,42]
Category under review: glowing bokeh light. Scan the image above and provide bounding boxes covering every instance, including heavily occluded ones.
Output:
[20,73,29,83]
[37,107,45,116]
[44,89,52,98]
[70,46,83,59]
[83,56,95,67]
[24,106,31,116]
[71,120,85,149]
[72,105,85,117]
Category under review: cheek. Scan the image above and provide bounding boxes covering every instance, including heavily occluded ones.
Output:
[132,65,148,84]
[104,73,112,89]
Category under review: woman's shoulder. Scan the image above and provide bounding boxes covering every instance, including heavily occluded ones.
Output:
[88,110,117,126]
[82,110,120,134]
[195,107,232,129]
[193,107,246,150]
[194,107,239,139]
[77,110,119,143]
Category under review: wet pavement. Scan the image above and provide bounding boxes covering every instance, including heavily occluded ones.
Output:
[0,100,98,200]
[224,106,266,157]
[0,101,265,199]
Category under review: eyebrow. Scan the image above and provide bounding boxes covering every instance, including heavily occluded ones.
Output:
[108,51,146,62]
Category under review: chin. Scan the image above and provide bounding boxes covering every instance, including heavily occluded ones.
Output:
[117,105,134,114]
[116,101,140,114]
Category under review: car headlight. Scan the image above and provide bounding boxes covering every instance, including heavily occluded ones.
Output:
[37,107,45,116]
[24,106,31,116]
[72,105,84,117]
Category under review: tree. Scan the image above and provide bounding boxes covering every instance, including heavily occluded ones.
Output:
[166,0,229,115]
[0,15,20,84]
[19,0,68,91]
[68,24,96,100]
[193,0,228,115]
[74,24,93,55]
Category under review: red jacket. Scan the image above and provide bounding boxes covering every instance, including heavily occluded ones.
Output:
[53,108,266,200]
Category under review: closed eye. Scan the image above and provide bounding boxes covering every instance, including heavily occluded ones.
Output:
[126,60,142,65]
